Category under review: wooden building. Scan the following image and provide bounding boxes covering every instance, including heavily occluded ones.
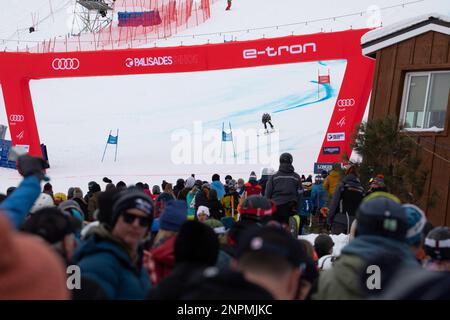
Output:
[362,13,450,226]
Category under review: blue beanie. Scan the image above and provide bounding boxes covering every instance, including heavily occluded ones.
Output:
[159,200,188,232]
[403,204,427,245]
[356,195,408,241]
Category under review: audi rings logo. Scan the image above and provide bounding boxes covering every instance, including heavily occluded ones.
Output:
[337,99,355,107]
[10,114,24,122]
[52,58,80,70]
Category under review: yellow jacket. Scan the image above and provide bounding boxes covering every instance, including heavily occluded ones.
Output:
[323,170,341,198]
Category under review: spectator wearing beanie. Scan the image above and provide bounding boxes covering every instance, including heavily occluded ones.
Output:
[313,192,419,300]
[146,200,187,285]
[0,215,70,299]
[72,187,88,217]
[194,182,211,213]
[265,153,303,225]
[404,204,428,262]
[86,182,101,222]
[243,171,262,198]
[314,234,336,271]
[173,179,185,199]
[221,180,241,221]
[178,176,195,201]
[53,192,67,206]
[71,189,153,299]
[210,174,225,200]
[116,181,127,192]
[43,182,54,199]
[147,221,219,299]
[197,205,211,223]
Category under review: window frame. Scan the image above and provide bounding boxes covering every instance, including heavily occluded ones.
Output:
[400,70,450,133]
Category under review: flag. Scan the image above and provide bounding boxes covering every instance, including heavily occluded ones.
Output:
[222,131,233,142]
[107,134,118,145]
[318,75,330,84]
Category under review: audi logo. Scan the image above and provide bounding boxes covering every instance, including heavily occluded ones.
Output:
[9,114,24,122]
[52,58,80,70]
[337,99,355,107]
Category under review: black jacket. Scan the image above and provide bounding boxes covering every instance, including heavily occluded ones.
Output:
[265,163,303,206]
[147,262,209,300]
[194,190,209,212]
[328,174,365,225]
[207,198,225,220]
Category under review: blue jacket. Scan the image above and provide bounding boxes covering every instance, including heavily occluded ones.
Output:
[311,183,326,210]
[0,176,41,229]
[210,181,225,200]
[71,228,151,299]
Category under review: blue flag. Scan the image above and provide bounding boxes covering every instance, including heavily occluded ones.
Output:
[107,135,118,145]
[222,131,232,142]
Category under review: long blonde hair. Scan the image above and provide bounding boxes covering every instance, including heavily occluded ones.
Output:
[152,229,177,249]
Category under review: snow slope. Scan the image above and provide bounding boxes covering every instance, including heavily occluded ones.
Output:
[0,0,449,194]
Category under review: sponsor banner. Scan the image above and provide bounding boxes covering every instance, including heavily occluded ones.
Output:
[323,146,341,155]
[314,162,336,174]
[327,132,345,142]
[0,29,375,158]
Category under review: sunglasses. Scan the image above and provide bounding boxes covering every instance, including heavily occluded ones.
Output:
[121,212,151,227]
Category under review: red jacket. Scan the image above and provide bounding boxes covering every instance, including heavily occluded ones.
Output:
[244,182,262,197]
[149,236,176,285]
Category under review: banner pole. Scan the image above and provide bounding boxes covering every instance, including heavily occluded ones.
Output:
[102,130,111,162]
[115,129,119,162]
[230,122,236,158]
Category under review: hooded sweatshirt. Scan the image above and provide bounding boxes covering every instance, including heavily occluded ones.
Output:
[265,163,303,206]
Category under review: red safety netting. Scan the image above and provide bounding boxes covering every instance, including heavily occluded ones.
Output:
[30,0,219,53]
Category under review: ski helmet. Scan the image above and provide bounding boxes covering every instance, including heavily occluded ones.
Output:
[425,227,450,261]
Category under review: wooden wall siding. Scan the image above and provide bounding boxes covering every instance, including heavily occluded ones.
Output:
[368,31,450,226]
[431,32,450,64]
[413,32,433,65]
[428,137,450,225]
[372,45,397,120]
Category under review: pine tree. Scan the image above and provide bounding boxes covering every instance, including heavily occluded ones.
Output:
[351,117,428,204]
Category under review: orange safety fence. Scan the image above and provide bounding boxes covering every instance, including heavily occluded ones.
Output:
[28,0,219,53]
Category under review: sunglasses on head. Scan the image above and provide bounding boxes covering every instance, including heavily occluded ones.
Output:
[121,212,151,227]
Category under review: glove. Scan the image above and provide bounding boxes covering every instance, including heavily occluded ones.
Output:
[103,177,112,183]
[17,155,49,181]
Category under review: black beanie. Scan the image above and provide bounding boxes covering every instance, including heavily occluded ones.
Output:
[111,189,153,227]
[175,221,219,266]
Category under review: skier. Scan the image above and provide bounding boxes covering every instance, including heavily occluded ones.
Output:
[261,113,274,134]
[226,0,232,10]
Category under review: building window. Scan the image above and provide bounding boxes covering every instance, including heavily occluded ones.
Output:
[400,71,450,132]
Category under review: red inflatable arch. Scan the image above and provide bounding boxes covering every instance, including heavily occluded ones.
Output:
[0,29,374,165]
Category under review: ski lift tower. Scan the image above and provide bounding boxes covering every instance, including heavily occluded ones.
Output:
[71,0,116,35]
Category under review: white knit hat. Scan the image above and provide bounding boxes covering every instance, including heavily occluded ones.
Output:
[196,206,210,217]
[30,193,55,213]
